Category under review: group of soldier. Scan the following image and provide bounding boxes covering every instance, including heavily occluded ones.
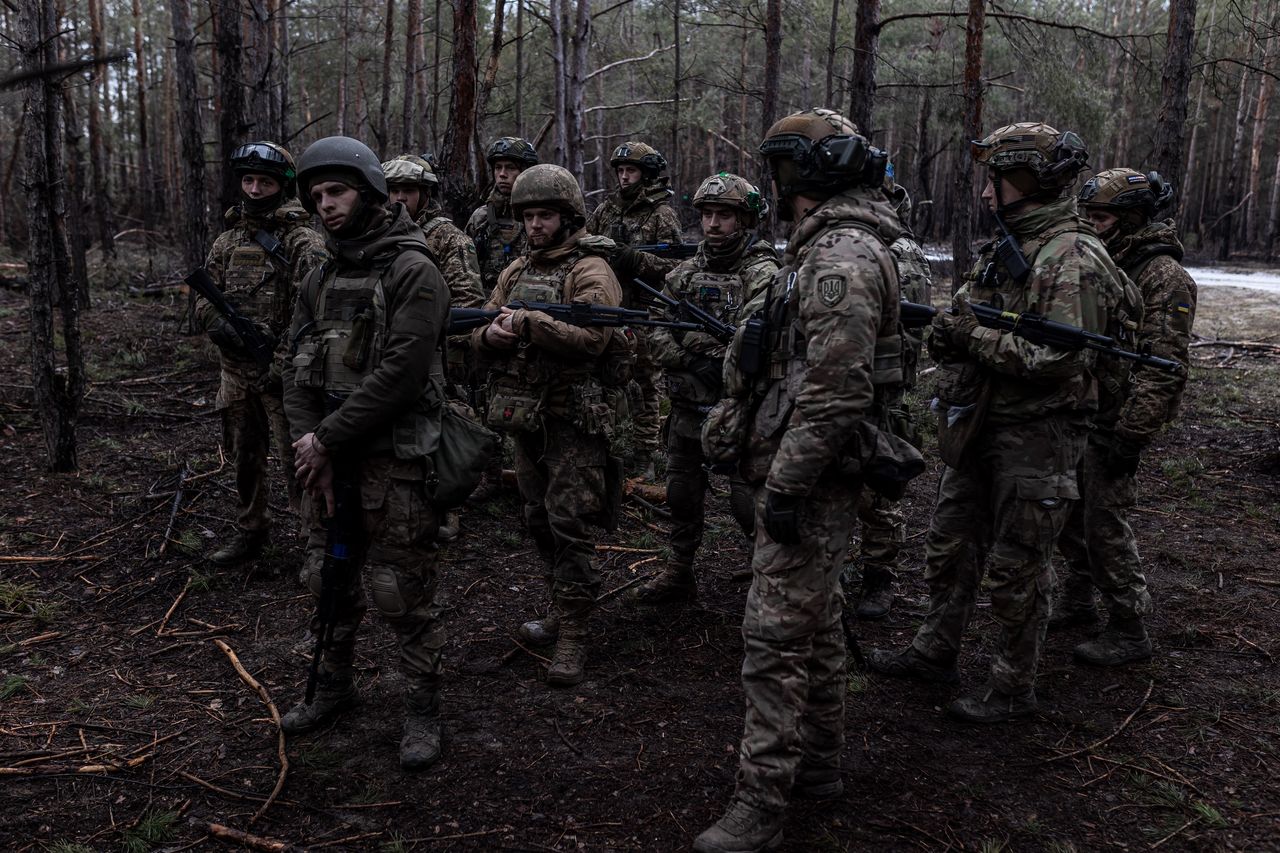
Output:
[193,106,1195,852]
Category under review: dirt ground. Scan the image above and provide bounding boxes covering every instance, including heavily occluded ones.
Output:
[1,262,1278,852]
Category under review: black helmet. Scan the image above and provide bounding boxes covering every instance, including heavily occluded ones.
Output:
[295,136,389,213]
[486,137,539,168]
[230,141,296,195]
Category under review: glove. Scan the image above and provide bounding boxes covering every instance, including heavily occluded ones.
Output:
[932,297,980,350]
[763,489,805,545]
[688,355,724,391]
[1102,432,1144,478]
[609,245,641,281]
[207,316,246,352]
[255,356,284,395]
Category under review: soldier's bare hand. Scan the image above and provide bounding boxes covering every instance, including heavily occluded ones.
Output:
[293,432,329,482]
[484,307,520,349]
[309,460,336,516]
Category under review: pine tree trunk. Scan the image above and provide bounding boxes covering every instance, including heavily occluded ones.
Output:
[550,0,567,166]
[337,0,350,135]
[131,0,155,229]
[169,0,209,275]
[824,0,839,105]
[214,0,247,217]
[760,0,781,216]
[276,0,290,142]
[849,0,879,135]
[952,0,985,290]
[1154,0,1197,213]
[403,0,420,149]
[86,0,115,258]
[442,0,479,215]
[476,0,506,133]
[515,0,524,137]
[565,0,589,179]
[377,0,395,151]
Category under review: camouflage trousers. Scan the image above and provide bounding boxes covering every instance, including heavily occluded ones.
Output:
[630,331,662,453]
[300,456,444,694]
[513,415,607,613]
[666,407,755,565]
[842,489,905,587]
[734,479,858,813]
[912,415,1085,694]
[1057,433,1152,621]
[218,368,299,533]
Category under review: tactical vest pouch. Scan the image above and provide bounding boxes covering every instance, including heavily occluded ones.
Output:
[701,397,750,466]
[429,400,501,509]
[567,381,614,438]
[840,419,927,501]
[343,307,375,371]
[292,339,328,390]
[871,334,904,387]
[933,361,992,468]
[486,376,546,433]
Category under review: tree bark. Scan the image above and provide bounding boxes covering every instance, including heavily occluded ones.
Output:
[441,0,479,215]
[131,0,155,228]
[213,0,247,217]
[477,0,506,131]
[1154,0,1197,215]
[550,0,568,166]
[169,0,209,275]
[952,0,986,290]
[403,0,420,150]
[670,0,680,193]
[849,0,879,135]
[56,6,89,306]
[565,0,590,179]
[276,0,290,142]
[515,0,524,137]
[22,0,86,471]
[377,0,395,151]
[761,0,781,135]
[337,0,350,135]
[86,0,115,258]
[824,0,839,106]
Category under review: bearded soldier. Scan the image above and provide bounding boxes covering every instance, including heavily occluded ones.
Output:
[1054,169,1195,665]
[695,109,904,853]
[628,172,778,605]
[472,165,627,687]
[467,137,539,291]
[198,141,329,567]
[278,137,450,771]
[585,141,684,477]
[868,123,1129,723]
[843,166,934,619]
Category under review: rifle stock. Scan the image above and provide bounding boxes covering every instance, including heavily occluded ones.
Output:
[184,268,277,369]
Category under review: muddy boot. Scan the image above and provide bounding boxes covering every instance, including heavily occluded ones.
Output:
[627,560,696,605]
[546,618,588,687]
[792,765,843,800]
[866,646,960,685]
[437,511,461,543]
[1049,575,1099,630]
[280,674,358,735]
[947,681,1038,724]
[400,689,443,771]
[693,798,784,853]
[208,529,268,567]
[517,612,559,646]
[855,569,895,621]
[1073,617,1153,666]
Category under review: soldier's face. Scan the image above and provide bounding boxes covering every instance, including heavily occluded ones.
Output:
[700,204,740,244]
[388,185,424,217]
[241,173,282,199]
[310,180,361,232]
[523,207,564,247]
[616,165,642,187]
[1086,209,1120,238]
[981,174,1029,213]
[493,160,523,194]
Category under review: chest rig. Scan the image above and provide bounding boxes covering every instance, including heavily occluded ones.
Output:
[293,262,390,396]
[223,228,292,333]
[478,203,524,286]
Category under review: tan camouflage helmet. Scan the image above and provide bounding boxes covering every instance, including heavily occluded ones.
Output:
[1079,168,1173,219]
[382,154,439,188]
[486,137,539,167]
[971,122,1089,189]
[693,171,767,225]
[510,164,586,220]
[610,141,668,179]
[759,108,887,200]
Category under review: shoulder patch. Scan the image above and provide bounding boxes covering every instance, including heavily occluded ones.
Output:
[818,275,847,307]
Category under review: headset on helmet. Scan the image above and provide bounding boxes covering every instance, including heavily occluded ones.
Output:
[971,122,1089,189]
[610,142,668,180]
[759,108,888,203]
[486,137,539,168]
[1079,168,1173,219]
[692,171,768,226]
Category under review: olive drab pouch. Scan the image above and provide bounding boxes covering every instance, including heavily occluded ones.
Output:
[292,338,328,390]
[343,305,376,372]
[841,419,926,501]
[486,376,547,433]
[701,397,750,466]
[933,360,993,468]
[429,399,501,509]
[567,380,614,438]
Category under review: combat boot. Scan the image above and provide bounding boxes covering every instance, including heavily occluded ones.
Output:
[279,674,358,735]
[866,646,960,685]
[854,570,895,621]
[947,681,1038,724]
[626,560,696,605]
[400,689,443,771]
[517,613,559,646]
[693,798,784,853]
[546,618,589,687]
[1073,617,1153,666]
[437,511,461,543]
[208,529,268,567]
[792,765,843,800]
[1049,575,1099,630]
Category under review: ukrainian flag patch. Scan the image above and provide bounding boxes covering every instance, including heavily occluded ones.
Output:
[1176,302,1191,314]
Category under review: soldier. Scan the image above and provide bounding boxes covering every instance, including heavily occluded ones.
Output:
[1054,169,1196,665]
[197,141,329,567]
[695,109,903,853]
[384,154,487,540]
[467,137,539,292]
[471,164,626,687]
[278,137,450,771]
[868,123,1127,723]
[585,141,684,477]
[629,172,778,604]
[843,165,934,619]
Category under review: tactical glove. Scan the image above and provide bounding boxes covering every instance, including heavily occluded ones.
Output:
[763,489,805,545]
[933,297,980,350]
[609,245,641,281]
[688,355,724,392]
[207,316,246,352]
[1103,432,1144,478]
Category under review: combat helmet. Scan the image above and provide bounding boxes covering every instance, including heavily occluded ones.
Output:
[486,137,539,168]
[296,136,389,213]
[230,141,297,195]
[510,164,586,221]
[382,154,440,188]
[693,172,768,226]
[972,122,1088,194]
[759,108,888,210]
[1079,168,1172,221]
[610,142,668,180]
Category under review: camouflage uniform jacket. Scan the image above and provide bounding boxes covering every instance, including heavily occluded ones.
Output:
[466,189,527,291]
[586,178,684,291]
[415,207,486,310]
[284,206,448,456]
[889,233,932,389]
[730,188,903,495]
[1105,220,1196,443]
[946,197,1126,425]
[650,237,780,369]
[199,200,329,372]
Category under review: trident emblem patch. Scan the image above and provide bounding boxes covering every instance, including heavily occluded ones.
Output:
[818,276,847,307]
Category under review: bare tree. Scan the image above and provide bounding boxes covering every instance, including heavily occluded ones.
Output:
[86,0,115,257]
[169,0,209,274]
[376,0,395,150]
[849,0,879,135]
[441,0,480,214]
[951,0,986,288]
[213,0,248,215]
[403,0,420,149]
[1154,0,1197,216]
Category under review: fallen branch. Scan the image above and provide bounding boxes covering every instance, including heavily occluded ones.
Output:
[156,579,192,636]
[157,464,188,558]
[212,640,288,824]
[595,545,660,555]
[0,554,102,563]
[207,822,295,852]
[18,631,62,647]
[1044,680,1154,764]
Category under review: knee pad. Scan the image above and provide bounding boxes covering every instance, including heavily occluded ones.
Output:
[370,566,409,618]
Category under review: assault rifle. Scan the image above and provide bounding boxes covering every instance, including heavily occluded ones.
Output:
[900,300,1184,374]
[447,301,705,335]
[184,268,277,369]
[630,278,735,344]
[305,393,364,704]
[633,242,700,259]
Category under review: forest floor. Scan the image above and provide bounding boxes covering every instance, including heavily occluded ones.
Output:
[1,250,1278,852]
